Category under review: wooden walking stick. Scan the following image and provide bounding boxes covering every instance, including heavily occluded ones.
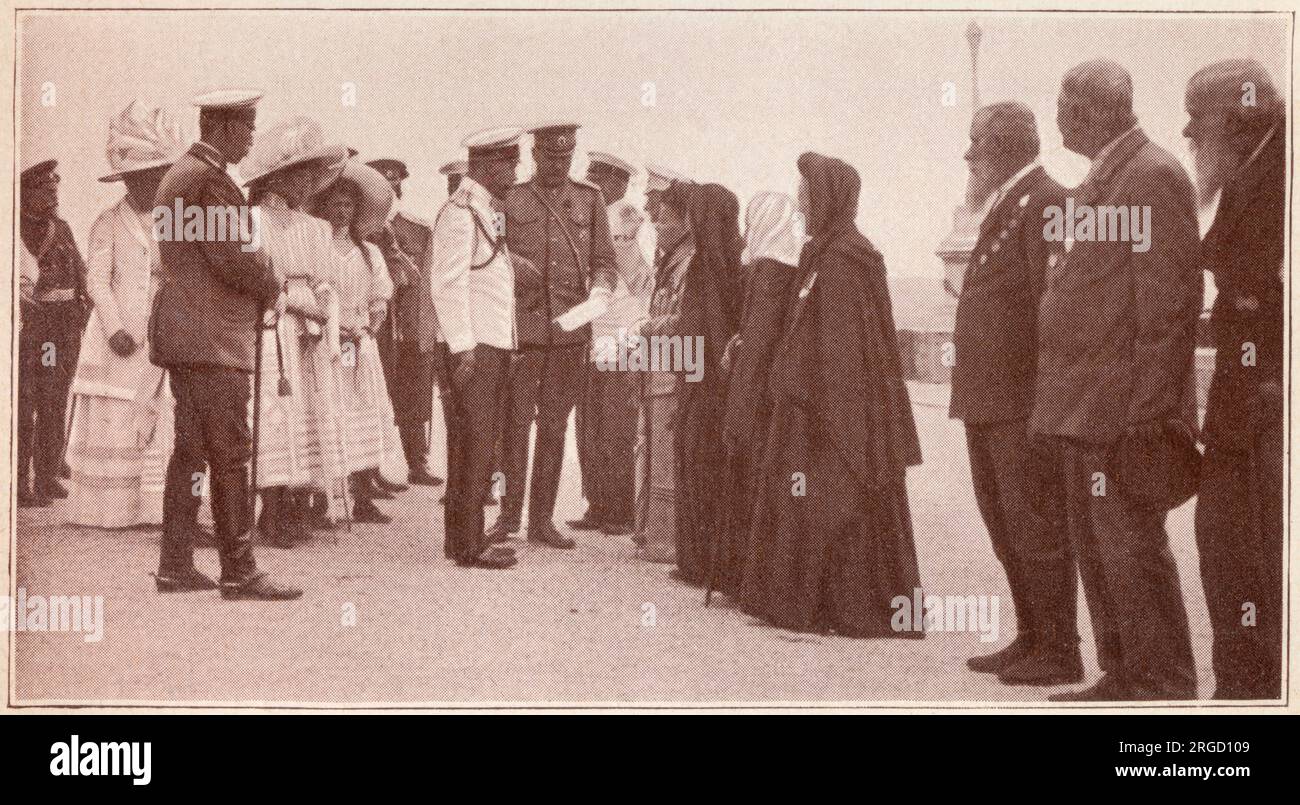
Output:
[250,306,266,533]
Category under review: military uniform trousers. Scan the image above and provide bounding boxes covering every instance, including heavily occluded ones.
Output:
[1195,399,1283,699]
[160,366,257,584]
[577,365,639,528]
[498,343,588,526]
[964,420,1076,649]
[17,300,82,490]
[1051,438,1197,698]
[377,324,434,471]
[442,344,511,563]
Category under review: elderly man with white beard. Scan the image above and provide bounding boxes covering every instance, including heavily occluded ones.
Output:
[1184,60,1285,700]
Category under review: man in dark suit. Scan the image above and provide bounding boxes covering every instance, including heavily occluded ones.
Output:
[1034,61,1203,701]
[367,158,443,488]
[149,90,298,600]
[950,102,1078,686]
[490,122,618,549]
[1185,60,1284,700]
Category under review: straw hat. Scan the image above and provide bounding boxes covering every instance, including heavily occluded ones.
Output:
[98,101,187,183]
[316,158,395,237]
[241,116,347,192]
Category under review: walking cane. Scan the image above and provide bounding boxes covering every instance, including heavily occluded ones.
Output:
[250,306,265,534]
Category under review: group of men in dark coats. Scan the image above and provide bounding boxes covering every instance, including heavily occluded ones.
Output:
[950,58,1284,701]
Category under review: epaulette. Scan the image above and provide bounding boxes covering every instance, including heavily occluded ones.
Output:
[572,177,601,192]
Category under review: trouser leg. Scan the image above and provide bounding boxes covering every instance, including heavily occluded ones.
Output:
[1058,440,1122,675]
[160,369,205,576]
[599,370,638,527]
[16,324,39,490]
[499,349,543,523]
[973,422,1076,650]
[445,345,509,563]
[965,424,1031,642]
[198,368,257,583]
[1196,439,1283,699]
[1066,441,1195,698]
[527,345,587,525]
[576,362,600,517]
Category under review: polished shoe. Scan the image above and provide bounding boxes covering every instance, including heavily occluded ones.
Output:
[352,499,392,524]
[600,522,634,537]
[565,510,603,530]
[486,517,520,543]
[17,490,50,508]
[154,568,219,592]
[527,521,575,549]
[997,645,1084,686]
[36,478,68,499]
[220,572,303,601]
[367,478,396,499]
[966,635,1033,674]
[1047,673,1130,702]
[459,546,517,570]
[408,467,443,487]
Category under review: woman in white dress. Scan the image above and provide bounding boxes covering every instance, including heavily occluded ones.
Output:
[314,160,401,523]
[66,102,185,528]
[241,117,350,547]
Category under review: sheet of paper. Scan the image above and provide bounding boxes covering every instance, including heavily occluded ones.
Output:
[554,295,609,332]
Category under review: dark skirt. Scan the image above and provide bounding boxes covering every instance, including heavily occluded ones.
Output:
[739,396,923,638]
[673,386,728,586]
[712,428,764,600]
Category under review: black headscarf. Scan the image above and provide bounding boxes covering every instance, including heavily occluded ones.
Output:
[679,182,742,392]
[787,152,921,485]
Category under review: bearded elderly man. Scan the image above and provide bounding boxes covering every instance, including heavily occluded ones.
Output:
[1184,60,1284,701]
[950,102,1076,688]
[1034,61,1202,702]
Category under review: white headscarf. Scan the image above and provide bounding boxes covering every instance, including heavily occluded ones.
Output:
[741,191,804,267]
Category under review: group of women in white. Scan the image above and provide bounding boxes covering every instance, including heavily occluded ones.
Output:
[64,104,407,544]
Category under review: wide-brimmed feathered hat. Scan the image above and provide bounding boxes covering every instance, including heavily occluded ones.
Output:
[241,116,347,193]
[315,158,395,237]
[99,100,188,183]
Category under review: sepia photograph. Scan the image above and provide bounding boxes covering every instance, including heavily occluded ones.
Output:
[1,0,1293,734]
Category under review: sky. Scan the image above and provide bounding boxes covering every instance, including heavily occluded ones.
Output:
[17,8,1291,278]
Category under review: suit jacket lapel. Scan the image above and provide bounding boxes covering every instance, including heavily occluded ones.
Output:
[1204,126,1282,248]
[1077,128,1148,207]
[979,166,1044,240]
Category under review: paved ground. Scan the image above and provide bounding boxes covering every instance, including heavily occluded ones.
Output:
[9,383,1214,705]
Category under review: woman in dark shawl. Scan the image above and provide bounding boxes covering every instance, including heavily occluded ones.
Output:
[670,183,742,585]
[708,192,803,600]
[739,153,924,637]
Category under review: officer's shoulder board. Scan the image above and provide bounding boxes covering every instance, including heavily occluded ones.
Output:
[571,177,601,193]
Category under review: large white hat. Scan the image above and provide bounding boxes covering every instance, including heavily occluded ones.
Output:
[241,116,347,189]
[99,100,188,183]
[315,158,395,238]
